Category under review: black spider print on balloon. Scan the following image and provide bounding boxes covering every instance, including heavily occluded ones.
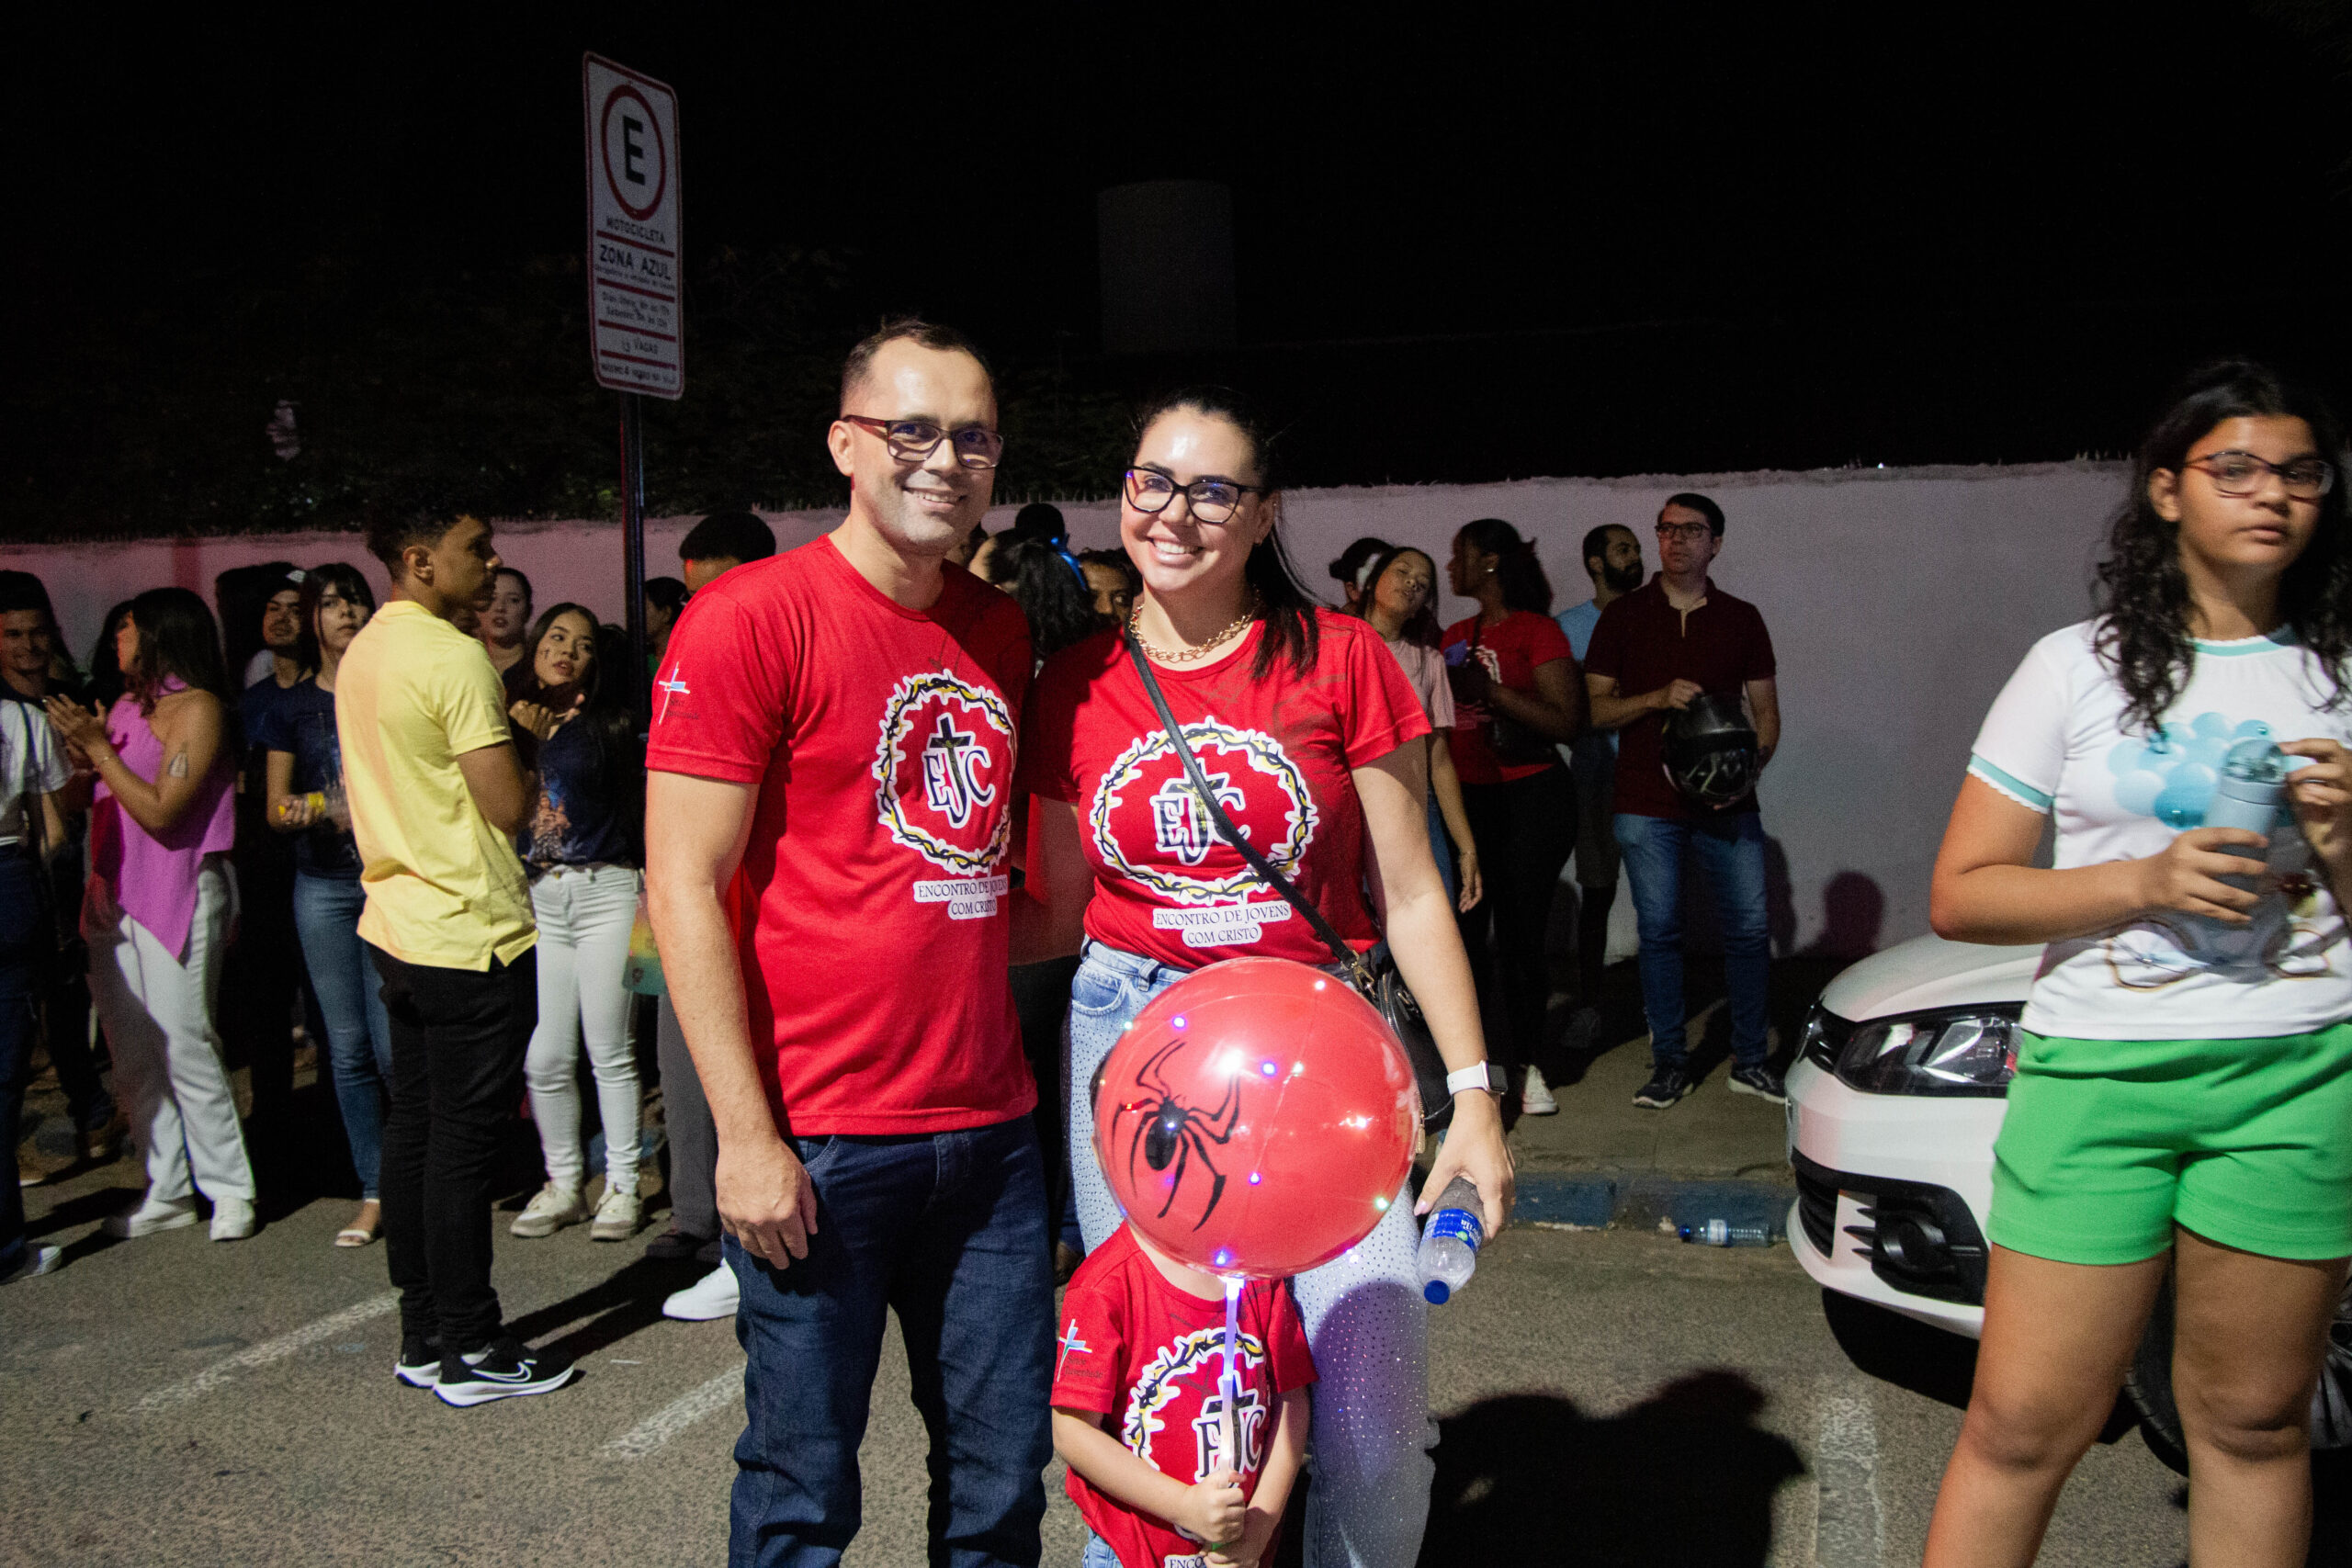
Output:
[1123,1039,1242,1229]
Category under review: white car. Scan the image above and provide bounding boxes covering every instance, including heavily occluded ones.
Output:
[1786,932,2352,1471]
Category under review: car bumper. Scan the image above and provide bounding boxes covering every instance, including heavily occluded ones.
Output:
[1785,1057,2005,1339]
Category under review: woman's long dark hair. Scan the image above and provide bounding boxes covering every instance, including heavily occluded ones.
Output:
[511,607,643,852]
[88,600,134,711]
[298,563,377,673]
[2096,359,2352,733]
[1346,544,1444,648]
[1457,517,1555,616]
[125,588,231,711]
[1132,386,1320,678]
[987,536,1112,660]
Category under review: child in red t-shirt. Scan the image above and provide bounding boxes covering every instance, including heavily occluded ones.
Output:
[1051,1223,1316,1568]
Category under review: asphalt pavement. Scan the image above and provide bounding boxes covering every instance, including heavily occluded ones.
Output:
[4,1148,2202,1566]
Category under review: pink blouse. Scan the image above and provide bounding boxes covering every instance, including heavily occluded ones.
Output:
[89,684,235,961]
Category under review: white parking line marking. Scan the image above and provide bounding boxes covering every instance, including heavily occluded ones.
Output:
[599,1365,744,1460]
[1812,1385,1884,1568]
[136,1292,400,1412]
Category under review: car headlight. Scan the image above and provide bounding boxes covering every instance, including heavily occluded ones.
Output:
[1830,1006,2019,1097]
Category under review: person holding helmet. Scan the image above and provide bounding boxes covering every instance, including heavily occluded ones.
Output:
[1583,492,1782,1111]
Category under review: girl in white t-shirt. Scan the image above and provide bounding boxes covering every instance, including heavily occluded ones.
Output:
[1923,361,2352,1567]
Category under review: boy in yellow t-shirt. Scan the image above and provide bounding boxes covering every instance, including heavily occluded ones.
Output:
[338,503,573,1409]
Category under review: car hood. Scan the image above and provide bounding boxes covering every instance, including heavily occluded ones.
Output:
[1817,933,2041,1021]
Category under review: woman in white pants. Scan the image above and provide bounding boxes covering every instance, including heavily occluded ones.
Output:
[46,589,257,1242]
[504,608,646,1242]
[1015,390,1517,1568]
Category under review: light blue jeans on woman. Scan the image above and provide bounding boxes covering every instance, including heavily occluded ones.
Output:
[291,871,392,1199]
[1065,941,1435,1568]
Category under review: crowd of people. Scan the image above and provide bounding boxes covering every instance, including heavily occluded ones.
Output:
[4,322,2346,1568]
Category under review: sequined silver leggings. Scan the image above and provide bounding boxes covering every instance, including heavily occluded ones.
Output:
[1065,941,1436,1568]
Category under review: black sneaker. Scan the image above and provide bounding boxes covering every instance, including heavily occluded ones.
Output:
[1728,1063,1787,1103]
[1633,1066,1692,1109]
[394,1335,444,1389]
[434,1338,579,1408]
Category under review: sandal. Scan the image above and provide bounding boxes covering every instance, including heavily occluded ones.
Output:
[335,1201,381,1248]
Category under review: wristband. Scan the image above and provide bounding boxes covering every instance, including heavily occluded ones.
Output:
[1446,1063,1506,1097]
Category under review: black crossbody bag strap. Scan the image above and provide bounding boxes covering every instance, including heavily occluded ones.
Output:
[1122,632,1374,988]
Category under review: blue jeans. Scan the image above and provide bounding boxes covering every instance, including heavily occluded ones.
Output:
[1066,942,1435,1568]
[0,851,43,1276]
[1611,812,1770,1069]
[728,1116,1054,1568]
[1424,789,1458,908]
[292,873,392,1198]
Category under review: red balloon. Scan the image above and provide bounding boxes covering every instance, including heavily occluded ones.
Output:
[1093,957,1419,1278]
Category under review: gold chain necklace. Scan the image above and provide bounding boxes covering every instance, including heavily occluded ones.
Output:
[1128,596,1260,664]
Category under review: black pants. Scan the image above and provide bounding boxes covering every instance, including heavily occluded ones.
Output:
[369,943,535,1356]
[1454,764,1577,1070]
[654,992,720,1252]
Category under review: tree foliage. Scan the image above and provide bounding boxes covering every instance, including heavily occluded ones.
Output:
[6,244,1128,543]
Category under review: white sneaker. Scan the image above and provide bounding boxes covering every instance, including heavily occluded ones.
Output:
[2,1245,62,1282]
[509,1184,587,1238]
[662,1263,740,1321]
[209,1196,257,1241]
[103,1193,199,1238]
[1520,1065,1559,1116]
[590,1182,641,1242]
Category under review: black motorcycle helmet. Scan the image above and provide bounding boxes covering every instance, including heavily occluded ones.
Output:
[1661,691,1758,807]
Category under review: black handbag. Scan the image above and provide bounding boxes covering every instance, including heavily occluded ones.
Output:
[1123,633,1457,1132]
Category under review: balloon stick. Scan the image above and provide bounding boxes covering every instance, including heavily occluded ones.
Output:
[1220,1275,1242,1474]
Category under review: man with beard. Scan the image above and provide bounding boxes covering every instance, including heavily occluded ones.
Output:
[645,320,1046,1564]
[1555,524,1644,1045]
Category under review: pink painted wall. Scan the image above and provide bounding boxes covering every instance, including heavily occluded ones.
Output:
[1,460,2126,958]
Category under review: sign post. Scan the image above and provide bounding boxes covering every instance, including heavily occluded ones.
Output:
[582,52,682,728]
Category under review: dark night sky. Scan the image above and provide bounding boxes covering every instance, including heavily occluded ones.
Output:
[18,6,2352,489]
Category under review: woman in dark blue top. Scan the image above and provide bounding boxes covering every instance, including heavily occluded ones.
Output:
[504,607,648,1243]
[257,562,389,1247]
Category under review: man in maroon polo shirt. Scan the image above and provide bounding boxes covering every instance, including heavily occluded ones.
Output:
[1583,491,1783,1111]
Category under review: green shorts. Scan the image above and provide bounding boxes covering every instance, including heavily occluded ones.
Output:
[1990,1021,2352,1266]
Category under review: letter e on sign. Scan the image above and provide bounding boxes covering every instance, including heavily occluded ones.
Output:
[582,54,683,398]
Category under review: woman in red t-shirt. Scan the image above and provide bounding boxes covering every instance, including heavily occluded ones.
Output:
[1016,388,1514,1568]
[1441,518,1583,1117]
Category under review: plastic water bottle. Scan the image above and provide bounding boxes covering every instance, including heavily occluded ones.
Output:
[2203,739,2290,892]
[1417,1177,1484,1304]
[1679,1217,1772,1247]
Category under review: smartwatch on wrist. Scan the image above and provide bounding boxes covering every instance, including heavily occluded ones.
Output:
[1445,1062,1507,1098]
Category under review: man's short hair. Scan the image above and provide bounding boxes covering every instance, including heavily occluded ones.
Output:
[839,317,993,413]
[645,576,690,615]
[679,511,776,567]
[0,570,55,621]
[1580,524,1633,570]
[493,566,533,604]
[1661,491,1725,537]
[364,496,471,575]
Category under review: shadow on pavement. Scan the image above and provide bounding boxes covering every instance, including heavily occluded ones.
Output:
[1415,1371,1803,1567]
[506,1255,713,1363]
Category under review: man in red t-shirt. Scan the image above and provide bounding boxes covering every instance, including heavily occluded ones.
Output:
[644,320,1051,1565]
[1583,491,1784,1111]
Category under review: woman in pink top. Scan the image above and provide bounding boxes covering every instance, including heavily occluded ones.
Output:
[46,588,255,1242]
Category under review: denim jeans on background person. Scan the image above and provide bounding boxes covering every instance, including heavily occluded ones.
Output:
[0,851,44,1275]
[291,873,392,1199]
[1611,811,1771,1070]
[727,1115,1054,1568]
[370,944,536,1365]
[1065,941,1436,1568]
